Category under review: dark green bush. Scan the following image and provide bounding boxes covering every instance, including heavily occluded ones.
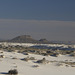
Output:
[8,69,18,75]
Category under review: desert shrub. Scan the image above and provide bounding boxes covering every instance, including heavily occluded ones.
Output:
[37,58,46,63]
[23,58,29,61]
[30,57,35,60]
[22,56,29,62]
[8,69,18,75]
[23,52,29,55]
[32,65,39,68]
[12,57,17,59]
[36,57,50,64]
[22,56,35,62]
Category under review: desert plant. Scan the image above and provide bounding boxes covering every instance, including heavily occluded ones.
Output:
[36,58,49,64]
[8,69,18,75]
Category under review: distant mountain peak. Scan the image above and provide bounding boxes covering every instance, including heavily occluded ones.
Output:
[39,38,49,43]
[16,35,32,39]
[8,35,50,44]
[10,35,38,43]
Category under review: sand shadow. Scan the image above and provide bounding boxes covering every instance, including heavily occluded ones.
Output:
[0,72,8,75]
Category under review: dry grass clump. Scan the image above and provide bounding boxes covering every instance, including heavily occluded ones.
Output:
[0,51,3,53]
[23,52,29,55]
[29,57,35,60]
[0,55,5,58]
[21,56,36,62]
[65,62,75,66]
[12,57,18,59]
[36,58,49,64]
[56,61,75,67]
[70,53,75,57]
[32,65,39,68]
[56,63,65,67]
[8,69,18,75]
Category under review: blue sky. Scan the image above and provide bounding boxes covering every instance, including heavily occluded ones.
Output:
[0,0,75,41]
[0,0,75,21]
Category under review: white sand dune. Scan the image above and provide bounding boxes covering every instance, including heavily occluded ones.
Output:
[0,51,75,75]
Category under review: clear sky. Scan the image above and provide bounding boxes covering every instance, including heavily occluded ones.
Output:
[0,0,75,41]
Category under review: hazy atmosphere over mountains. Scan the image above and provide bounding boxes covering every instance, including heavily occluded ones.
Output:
[0,0,75,41]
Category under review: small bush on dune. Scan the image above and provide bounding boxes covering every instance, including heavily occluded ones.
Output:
[8,69,18,75]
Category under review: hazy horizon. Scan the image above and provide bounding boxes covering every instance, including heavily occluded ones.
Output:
[0,0,75,41]
[0,19,75,41]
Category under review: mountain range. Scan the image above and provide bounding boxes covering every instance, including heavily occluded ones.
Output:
[0,35,74,44]
[8,35,50,44]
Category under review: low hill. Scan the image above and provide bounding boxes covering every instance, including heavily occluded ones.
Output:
[39,38,50,44]
[8,35,50,44]
[9,35,39,43]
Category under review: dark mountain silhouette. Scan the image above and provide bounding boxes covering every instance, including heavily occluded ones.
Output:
[1,35,74,44]
[39,38,50,44]
[9,35,38,43]
[8,35,50,44]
